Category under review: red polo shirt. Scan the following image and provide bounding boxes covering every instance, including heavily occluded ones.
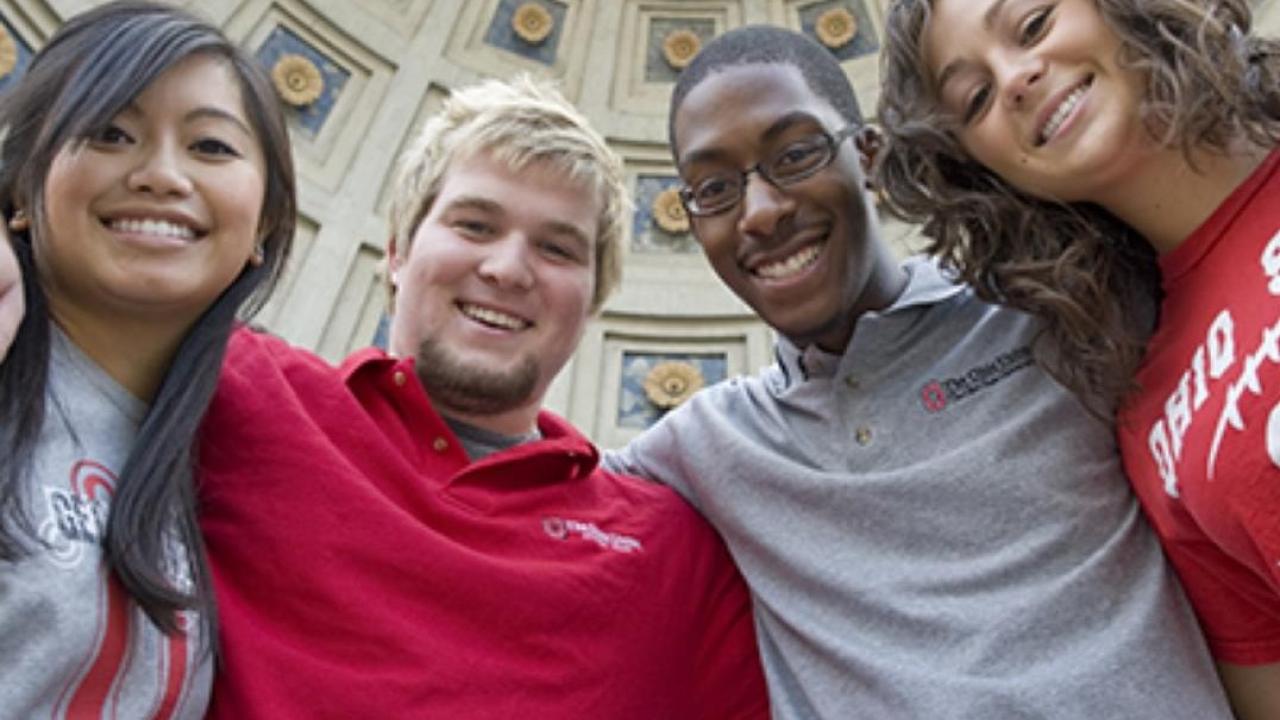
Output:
[198,329,768,719]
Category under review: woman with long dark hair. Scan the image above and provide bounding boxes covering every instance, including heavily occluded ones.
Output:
[0,1,295,715]
[877,0,1279,714]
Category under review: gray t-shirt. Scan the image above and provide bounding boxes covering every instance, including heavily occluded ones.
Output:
[0,330,211,719]
[607,257,1232,719]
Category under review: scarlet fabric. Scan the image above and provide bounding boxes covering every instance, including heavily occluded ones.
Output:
[1119,148,1280,664]
[198,329,768,719]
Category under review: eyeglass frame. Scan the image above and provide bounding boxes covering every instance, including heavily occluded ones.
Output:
[676,123,862,218]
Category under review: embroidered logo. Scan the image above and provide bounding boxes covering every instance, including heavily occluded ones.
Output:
[920,346,1034,413]
[542,516,642,554]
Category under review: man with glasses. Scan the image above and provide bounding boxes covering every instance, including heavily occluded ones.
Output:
[606,25,1232,719]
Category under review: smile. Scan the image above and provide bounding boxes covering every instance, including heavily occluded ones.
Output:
[1036,75,1093,147]
[105,217,198,240]
[753,244,821,280]
[458,302,531,331]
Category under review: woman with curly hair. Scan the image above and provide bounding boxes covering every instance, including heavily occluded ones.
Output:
[877,0,1280,714]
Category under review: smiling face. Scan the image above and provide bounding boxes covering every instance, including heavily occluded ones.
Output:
[674,63,898,353]
[387,152,598,433]
[924,0,1153,202]
[39,53,266,336]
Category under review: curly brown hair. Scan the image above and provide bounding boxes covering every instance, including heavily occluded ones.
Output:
[876,0,1280,415]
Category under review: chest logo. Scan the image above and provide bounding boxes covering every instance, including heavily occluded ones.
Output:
[919,346,1034,414]
[542,516,642,554]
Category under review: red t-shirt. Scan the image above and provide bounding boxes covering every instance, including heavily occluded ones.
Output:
[197,329,768,719]
[1119,148,1280,664]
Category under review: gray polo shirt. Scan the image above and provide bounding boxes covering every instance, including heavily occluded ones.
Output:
[606,257,1230,719]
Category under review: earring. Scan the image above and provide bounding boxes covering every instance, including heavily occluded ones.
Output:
[8,209,29,233]
[250,241,266,266]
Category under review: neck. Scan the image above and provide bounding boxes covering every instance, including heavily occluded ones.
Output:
[813,242,909,354]
[49,301,186,402]
[1097,142,1270,255]
[435,401,542,438]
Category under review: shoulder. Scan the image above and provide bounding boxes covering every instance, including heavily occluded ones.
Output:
[225,325,334,378]
[588,464,726,546]
[214,327,360,419]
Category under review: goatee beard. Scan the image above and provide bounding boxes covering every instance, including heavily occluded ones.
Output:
[413,337,539,416]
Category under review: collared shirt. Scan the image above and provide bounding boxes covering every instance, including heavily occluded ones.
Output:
[608,256,1231,720]
[198,329,768,720]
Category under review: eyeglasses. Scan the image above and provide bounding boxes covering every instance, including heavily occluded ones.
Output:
[678,124,860,217]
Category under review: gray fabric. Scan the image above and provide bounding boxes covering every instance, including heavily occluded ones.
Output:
[606,257,1231,720]
[0,329,211,719]
[443,415,540,460]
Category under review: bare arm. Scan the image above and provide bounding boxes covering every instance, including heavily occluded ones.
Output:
[1219,661,1280,720]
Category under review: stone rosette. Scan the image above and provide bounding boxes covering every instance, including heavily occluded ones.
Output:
[0,25,17,80]
[662,29,701,70]
[512,2,554,45]
[651,187,690,234]
[643,361,705,409]
[815,7,858,49]
[271,53,325,107]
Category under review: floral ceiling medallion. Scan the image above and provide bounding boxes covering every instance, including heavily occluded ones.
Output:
[644,361,705,409]
[271,53,324,107]
[651,187,690,234]
[815,7,858,50]
[0,25,17,80]
[662,28,701,70]
[513,2,554,45]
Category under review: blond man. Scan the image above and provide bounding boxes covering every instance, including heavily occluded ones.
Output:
[195,76,768,718]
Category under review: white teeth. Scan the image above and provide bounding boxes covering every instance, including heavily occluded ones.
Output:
[1039,83,1088,145]
[460,303,528,331]
[755,244,820,280]
[109,218,196,240]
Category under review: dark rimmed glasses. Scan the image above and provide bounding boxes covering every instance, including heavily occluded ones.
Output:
[678,124,860,217]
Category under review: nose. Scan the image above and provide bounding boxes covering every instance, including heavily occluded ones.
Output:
[997,52,1046,110]
[477,234,535,291]
[736,171,796,241]
[126,141,194,197]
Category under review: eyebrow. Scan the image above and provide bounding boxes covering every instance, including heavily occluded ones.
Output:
[443,195,592,254]
[678,111,826,170]
[186,107,255,138]
[934,0,1012,90]
[117,102,256,138]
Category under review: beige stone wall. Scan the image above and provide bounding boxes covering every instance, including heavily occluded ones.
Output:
[0,0,1274,445]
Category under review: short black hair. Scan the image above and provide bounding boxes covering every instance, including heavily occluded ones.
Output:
[668,24,863,151]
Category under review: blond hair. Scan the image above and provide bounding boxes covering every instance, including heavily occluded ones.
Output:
[387,74,627,313]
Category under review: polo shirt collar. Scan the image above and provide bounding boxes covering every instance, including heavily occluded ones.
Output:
[775,256,966,384]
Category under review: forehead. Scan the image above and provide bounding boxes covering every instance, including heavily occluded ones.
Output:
[135,54,245,110]
[434,152,600,234]
[922,0,1017,77]
[673,64,843,164]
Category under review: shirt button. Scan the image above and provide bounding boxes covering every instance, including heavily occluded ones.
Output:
[855,426,872,446]
[844,375,860,390]
[432,437,449,452]
[393,371,407,387]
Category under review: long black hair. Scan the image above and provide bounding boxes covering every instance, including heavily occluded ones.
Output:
[0,0,296,637]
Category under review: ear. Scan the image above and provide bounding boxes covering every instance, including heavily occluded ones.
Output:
[248,239,266,267]
[854,125,883,176]
[7,208,29,234]
[383,233,401,315]
[386,233,402,287]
